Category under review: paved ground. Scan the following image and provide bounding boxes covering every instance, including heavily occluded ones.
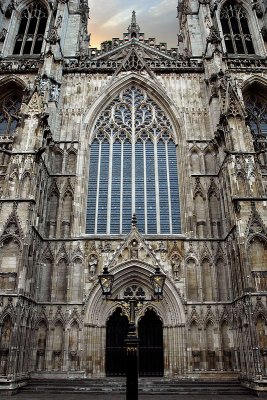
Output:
[1,394,265,400]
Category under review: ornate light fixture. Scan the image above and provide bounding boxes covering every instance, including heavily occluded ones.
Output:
[98,266,114,296]
[150,266,166,299]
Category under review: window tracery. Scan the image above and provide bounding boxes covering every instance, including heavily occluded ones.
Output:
[0,93,21,136]
[13,3,48,55]
[245,93,267,166]
[220,2,254,55]
[86,86,181,235]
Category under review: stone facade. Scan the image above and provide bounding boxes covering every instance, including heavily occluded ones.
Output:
[0,0,267,394]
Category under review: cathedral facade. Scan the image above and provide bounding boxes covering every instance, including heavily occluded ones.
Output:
[0,0,267,394]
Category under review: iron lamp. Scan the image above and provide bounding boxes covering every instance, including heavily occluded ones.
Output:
[150,266,166,298]
[98,267,114,296]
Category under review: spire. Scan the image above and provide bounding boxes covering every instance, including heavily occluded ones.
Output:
[131,10,137,27]
[128,10,140,38]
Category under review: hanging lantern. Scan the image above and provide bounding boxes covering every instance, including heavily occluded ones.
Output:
[98,267,114,296]
[150,266,166,299]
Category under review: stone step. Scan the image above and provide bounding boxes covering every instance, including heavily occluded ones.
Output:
[20,378,252,395]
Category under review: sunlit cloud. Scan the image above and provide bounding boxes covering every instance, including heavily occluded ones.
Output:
[89,0,178,49]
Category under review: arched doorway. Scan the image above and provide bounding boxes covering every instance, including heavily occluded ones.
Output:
[106,308,129,376]
[138,309,164,377]
[105,307,164,377]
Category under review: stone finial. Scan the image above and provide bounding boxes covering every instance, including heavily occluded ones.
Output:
[128,10,140,37]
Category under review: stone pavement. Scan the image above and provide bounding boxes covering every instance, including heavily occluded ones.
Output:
[1,393,264,400]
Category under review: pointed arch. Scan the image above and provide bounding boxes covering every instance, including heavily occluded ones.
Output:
[85,79,183,236]
[0,314,13,375]
[219,1,255,55]
[0,236,21,272]
[21,172,31,198]
[194,191,207,237]
[216,257,228,301]
[204,148,216,174]
[221,320,234,370]
[85,260,185,327]
[248,235,267,272]
[66,148,77,174]
[190,148,201,174]
[35,320,48,371]
[190,320,201,370]
[52,147,63,174]
[186,257,198,301]
[71,257,83,302]
[52,320,64,370]
[242,78,267,166]
[201,258,213,301]
[83,73,186,235]
[55,258,68,302]
[46,189,59,237]
[37,258,52,302]
[0,77,24,136]
[205,320,216,370]
[13,1,48,56]
[208,189,222,237]
[61,190,73,237]
[68,320,80,370]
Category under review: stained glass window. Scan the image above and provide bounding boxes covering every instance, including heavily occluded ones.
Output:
[86,86,181,235]
[220,2,254,55]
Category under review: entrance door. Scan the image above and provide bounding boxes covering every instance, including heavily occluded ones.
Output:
[105,307,164,377]
[106,308,129,376]
[138,309,164,376]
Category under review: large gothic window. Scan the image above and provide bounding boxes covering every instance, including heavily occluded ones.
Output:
[245,92,267,166]
[13,2,48,55]
[220,2,254,55]
[0,92,22,136]
[86,86,181,235]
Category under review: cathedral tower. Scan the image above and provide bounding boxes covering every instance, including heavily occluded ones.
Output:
[0,0,266,394]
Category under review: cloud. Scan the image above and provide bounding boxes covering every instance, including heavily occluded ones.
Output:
[102,7,142,29]
[149,0,176,17]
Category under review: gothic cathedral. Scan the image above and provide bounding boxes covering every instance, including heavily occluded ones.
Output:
[0,0,267,395]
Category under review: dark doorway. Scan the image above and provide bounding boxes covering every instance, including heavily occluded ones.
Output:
[106,308,129,376]
[105,307,164,377]
[138,309,164,376]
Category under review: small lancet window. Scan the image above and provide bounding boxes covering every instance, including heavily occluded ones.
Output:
[220,2,254,55]
[0,92,22,136]
[245,92,267,165]
[13,2,48,55]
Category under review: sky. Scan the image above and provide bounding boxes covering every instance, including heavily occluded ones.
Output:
[89,0,178,49]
